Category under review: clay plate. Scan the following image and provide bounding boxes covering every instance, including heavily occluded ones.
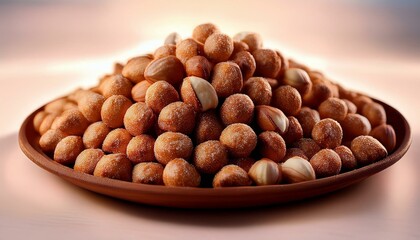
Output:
[19,98,411,208]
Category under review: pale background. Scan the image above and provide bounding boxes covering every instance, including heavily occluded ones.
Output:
[0,0,419,239]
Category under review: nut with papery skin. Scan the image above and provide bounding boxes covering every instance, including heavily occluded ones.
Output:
[281,156,316,183]
[369,124,396,152]
[122,55,153,84]
[213,164,252,187]
[362,102,387,128]
[255,105,289,135]
[282,68,312,96]
[248,158,281,185]
[163,158,200,187]
[252,49,281,78]
[180,76,218,112]
[144,55,185,86]
[351,135,388,166]
[185,56,213,80]
[131,81,152,102]
[154,44,176,59]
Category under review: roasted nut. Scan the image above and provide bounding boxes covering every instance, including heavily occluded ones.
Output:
[281,156,316,183]
[132,162,164,185]
[242,77,272,105]
[51,109,89,136]
[180,76,218,112]
[193,140,228,174]
[154,132,193,165]
[74,149,104,174]
[361,102,387,127]
[351,135,388,166]
[343,99,357,114]
[82,121,110,149]
[93,153,133,182]
[78,91,105,122]
[192,23,220,44]
[266,78,280,89]
[126,135,155,164]
[176,38,203,65]
[33,111,48,133]
[311,118,343,149]
[44,98,70,114]
[293,138,321,159]
[255,105,289,134]
[283,148,308,161]
[100,74,133,99]
[341,113,372,140]
[303,82,333,108]
[154,44,176,59]
[158,101,196,134]
[369,124,396,152]
[310,149,342,178]
[113,62,124,74]
[352,95,373,111]
[101,95,132,128]
[102,128,132,154]
[194,110,224,144]
[131,80,152,102]
[275,50,289,79]
[282,68,312,96]
[231,41,249,56]
[213,164,252,187]
[232,51,256,80]
[163,158,201,187]
[233,32,262,52]
[124,102,155,136]
[145,80,179,113]
[122,55,153,83]
[281,116,303,145]
[54,136,84,165]
[271,85,302,116]
[252,49,281,78]
[296,107,320,137]
[144,55,185,86]
[220,123,257,158]
[164,32,181,45]
[288,59,310,74]
[39,129,67,152]
[248,158,281,185]
[229,157,256,172]
[257,131,286,163]
[334,145,357,172]
[220,94,254,125]
[211,61,243,98]
[204,33,234,62]
[185,56,213,80]
[318,98,348,121]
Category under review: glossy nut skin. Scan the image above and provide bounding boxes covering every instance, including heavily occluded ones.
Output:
[252,49,281,78]
[211,62,243,98]
[180,76,218,112]
[351,135,388,166]
[257,131,286,163]
[310,149,342,178]
[122,55,153,83]
[311,118,343,149]
[158,102,196,135]
[102,128,132,154]
[220,94,254,125]
[341,113,372,140]
[82,121,110,149]
[101,95,132,129]
[123,102,155,136]
[131,80,152,102]
[361,102,387,127]
[154,132,193,165]
[242,77,272,105]
[132,162,164,185]
[51,109,89,136]
[145,81,179,113]
[204,33,234,62]
[144,55,185,86]
[193,140,228,174]
[232,51,256,80]
[185,56,213,80]
[54,136,84,165]
[74,149,104,174]
[369,124,396,152]
[163,158,201,187]
[93,153,133,182]
[213,164,252,187]
[271,85,302,116]
[220,123,257,158]
[126,135,156,164]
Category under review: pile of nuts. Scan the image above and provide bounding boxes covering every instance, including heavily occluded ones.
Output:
[33,23,396,188]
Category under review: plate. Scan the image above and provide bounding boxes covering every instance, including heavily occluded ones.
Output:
[19,98,411,208]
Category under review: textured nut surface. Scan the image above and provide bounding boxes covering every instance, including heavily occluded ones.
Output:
[163,158,200,187]
[362,102,387,127]
[233,32,262,52]
[272,85,302,116]
[54,136,84,165]
[293,138,321,159]
[175,38,203,65]
[39,113,58,135]
[101,95,132,128]
[311,118,343,149]
[369,124,396,152]
[193,140,228,174]
[154,44,176,59]
[282,68,312,95]
[158,101,196,134]
[192,23,220,44]
[124,102,155,136]
[248,158,281,186]
[122,55,153,83]
[154,132,193,165]
[310,149,342,178]
[180,76,218,112]
[232,51,256,80]
[283,148,308,161]
[102,128,132,154]
[100,74,133,99]
[51,109,89,136]
[132,162,164,185]
[229,157,256,173]
[231,41,249,57]
[220,94,254,125]
[82,121,110,149]
[296,107,321,137]
[213,164,252,187]
[74,149,104,174]
[39,129,67,152]
[341,113,372,140]
[318,98,348,121]
[93,153,133,182]
[204,33,234,62]
[334,145,357,171]
[126,135,156,164]
[252,49,281,78]
[145,81,180,113]
[255,105,289,134]
[144,55,185,86]
[351,135,388,166]
[78,92,105,123]
[194,110,224,144]
[303,82,333,108]
[211,62,243,98]
[242,77,272,105]
[257,131,286,163]
[281,116,303,145]
[282,156,316,183]
[343,99,357,114]
[219,123,257,158]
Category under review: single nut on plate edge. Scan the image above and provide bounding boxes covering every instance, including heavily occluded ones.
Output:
[180,76,218,112]
[281,156,316,183]
[248,158,281,186]
[255,105,289,135]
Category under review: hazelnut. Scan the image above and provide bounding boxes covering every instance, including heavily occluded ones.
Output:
[271,85,302,116]
[351,95,373,111]
[126,135,155,164]
[231,41,249,56]
[369,124,396,152]
[281,156,316,183]
[93,153,133,182]
[51,109,89,136]
[153,44,176,59]
[282,68,312,96]
[33,111,48,133]
[44,98,71,114]
[113,62,124,74]
[213,165,252,187]
[266,78,280,89]
[303,82,333,108]
[341,113,372,140]
[229,157,256,172]
[102,128,132,154]
[131,80,152,102]
[176,38,203,65]
[54,136,84,165]
[275,50,289,79]
[318,98,348,121]
[193,140,228,174]
[82,121,110,149]
[185,56,213,80]
[194,110,224,144]
[77,91,105,122]
[74,149,104,174]
[204,33,234,62]
[124,102,155,136]
[144,55,185,86]
[220,123,257,158]
[232,51,256,80]
[242,77,272,105]
[164,32,181,45]
[310,149,342,178]
[257,131,286,163]
[180,76,218,112]
[100,74,133,99]
[145,80,179,113]
[296,107,320,137]
[361,102,387,127]
[220,94,254,125]
[283,148,308,161]
[248,158,281,186]
[351,135,388,166]
[252,49,281,78]
[288,59,310,74]
[311,118,343,149]
[122,55,153,84]
[163,158,201,187]
[39,129,67,152]
[211,61,243,98]
[233,32,262,52]
[343,99,357,114]
[255,105,289,134]
[334,145,357,172]
[192,23,220,44]
[158,101,196,134]
[132,162,164,185]
[281,116,303,145]
[293,138,321,159]
[154,132,193,165]
[101,95,132,128]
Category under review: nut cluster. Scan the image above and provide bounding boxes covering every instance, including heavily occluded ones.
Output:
[34,23,396,188]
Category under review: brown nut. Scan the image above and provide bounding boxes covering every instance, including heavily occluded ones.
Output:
[204,33,234,62]
[334,145,357,172]
[257,131,286,163]
[158,101,196,135]
[145,80,180,113]
[341,113,372,140]
[231,41,249,56]
[154,132,193,165]
[124,102,155,136]
[275,50,289,79]
[113,62,124,74]
[233,32,262,52]
[144,55,185,86]
[101,95,132,128]
[51,109,89,136]
[192,23,220,44]
[39,129,68,153]
[44,98,71,114]
[77,92,105,122]
[242,77,272,105]
[229,157,256,173]
[131,80,152,102]
[176,38,203,65]
[282,68,312,96]
[132,162,164,185]
[82,121,110,149]
[369,124,396,152]
[220,123,257,158]
[153,44,176,59]
[283,148,308,161]
[194,110,224,144]
[122,55,153,84]
[232,51,256,80]
[126,135,155,164]
[343,99,357,114]
[296,107,320,137]
[163,158,201,187]
[318,98,348,121]
[93,153,133,182]
[39,113,59,135]
[74,149,104,174]
[33,111,48,133]
[193,140,228,174]
[252,49,281,78]
[100,74,133,99]
[281,116,303,145]
[311,118,343,149]
[266,78,280,89]
[180,76,218,112]
[211,61,243,98]
[164,32,181,45]
[361,102,387,127]
[255,105,289,134]
[281,156,316,183]
[303,82,333,108]
[185,56,213,80]
[293,138,321,159]
[310,149,342,178]
[271,85,302,116]
[351,135,388,166]
[248,158,281,185]
[352,95,373,111]
[213,164,252,187]
[220,93,254,125]
[102,128,132,154]
[54,136,84,165]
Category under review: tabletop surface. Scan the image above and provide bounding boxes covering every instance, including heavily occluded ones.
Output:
[0,1,419,239]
